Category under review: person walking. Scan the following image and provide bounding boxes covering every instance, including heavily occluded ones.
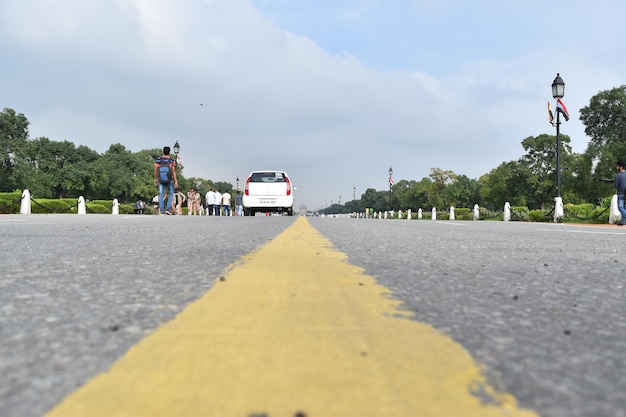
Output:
[187,188,195,215]
[173,188,185,215]
[214,189,222,216]
[192,189,202,215]
[235,190,243,216]
[153,146,178,215]
[205,188,216,216]
[615,161,626,226]
[222,190,232,216]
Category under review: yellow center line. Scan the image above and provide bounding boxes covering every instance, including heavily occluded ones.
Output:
[46,217,538,417]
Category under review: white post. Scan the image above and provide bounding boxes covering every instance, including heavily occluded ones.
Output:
[503,202,511,222]
[78,196,87,215]
[20,190,31,214]
[398,210,402,219]
[418,208,423,219]
[384,211,388,219]
[431,207,437,220]
[554,196,564,222]
[112,199,119,215]
[449,206,455,220]
[610,194,619,224]
[473,204,479,220]
[407,209,412,220]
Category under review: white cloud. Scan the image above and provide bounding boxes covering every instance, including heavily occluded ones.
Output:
[2,0,626,210]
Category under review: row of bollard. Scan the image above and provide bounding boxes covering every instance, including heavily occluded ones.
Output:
[20,190,120,215]
[18,190,621,223]
[360,196,620,224]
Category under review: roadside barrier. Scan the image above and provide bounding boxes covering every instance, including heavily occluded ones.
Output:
[16,190,124,215]
[360,198,615,224]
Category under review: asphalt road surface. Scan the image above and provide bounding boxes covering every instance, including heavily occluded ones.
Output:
[1,214,625,417]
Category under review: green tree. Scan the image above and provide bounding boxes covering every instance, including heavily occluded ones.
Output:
[579,85,626,148]
[0,108,30,192]
[479,161,534,209]
[426,168,457,209]
[92,144,143,201]
[443,175,481,209]
[360,188,387,212]
[580,85,626,191]
[519,134,573,209]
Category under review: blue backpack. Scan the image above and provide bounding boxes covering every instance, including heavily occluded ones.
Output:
[157,157,173,184]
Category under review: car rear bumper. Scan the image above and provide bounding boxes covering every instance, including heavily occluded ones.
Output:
[242,195,293,210]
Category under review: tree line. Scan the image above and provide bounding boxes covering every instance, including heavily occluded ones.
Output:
[2,85,626,210]
[320,85,626,215]
[0,108,232,203]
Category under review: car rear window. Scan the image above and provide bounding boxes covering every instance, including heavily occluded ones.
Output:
[249,172,286,183]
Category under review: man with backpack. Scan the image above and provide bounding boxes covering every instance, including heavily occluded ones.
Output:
[153,146,178,215]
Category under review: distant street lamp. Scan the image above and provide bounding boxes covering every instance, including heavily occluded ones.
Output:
[339,195,341,205]
[173,141,180,167]
[388,166,393,211]
[551,73,565,198]
[353,186,356,201]
[551,73,565,220]
[236,176,239,191]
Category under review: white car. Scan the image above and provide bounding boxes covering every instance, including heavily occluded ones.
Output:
[242,170,294,216]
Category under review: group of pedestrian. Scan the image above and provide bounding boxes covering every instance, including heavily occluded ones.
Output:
[204,188,236,216]
[152,145,244,216]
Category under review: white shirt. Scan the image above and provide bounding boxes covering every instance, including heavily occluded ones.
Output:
[222,192,231,206]
[214,191,222,205]
[205,190,216,205]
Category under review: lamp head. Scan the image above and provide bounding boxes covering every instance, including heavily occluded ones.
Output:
[173,141,180,155]
[551,73,565,99]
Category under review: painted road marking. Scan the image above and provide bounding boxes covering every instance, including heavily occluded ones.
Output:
[538,228,626,236]
[46,217,537,417]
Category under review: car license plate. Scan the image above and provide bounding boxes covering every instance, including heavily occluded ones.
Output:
[260,199,276,205]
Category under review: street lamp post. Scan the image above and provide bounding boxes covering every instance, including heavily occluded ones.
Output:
[236,176,239,191]
[353,186,356,201]
[173,141,180,167]
[551,73,565,220]
[388,166,393,211]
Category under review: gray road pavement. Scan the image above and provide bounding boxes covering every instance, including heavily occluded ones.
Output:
[310,217,626,417]
[1,214,625,417]
[0,214,294,417]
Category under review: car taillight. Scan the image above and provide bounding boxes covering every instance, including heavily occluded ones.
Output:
[286,176,291,196]
[244,177,250,195]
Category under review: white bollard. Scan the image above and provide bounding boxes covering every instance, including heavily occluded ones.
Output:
[431,207,437,220]
[610,194,619,224]
[112,199,119,215]
[418,208,423,219]
[78,196,87,215]
[20,190,31,214]
[398,210,402,219]
[449,206,455,221]
[384,211,388,219]
[378,211,382,219]
[503,202,511,222]
[473,204,479,220]
[407,209,412,220]
[554,197,564,222]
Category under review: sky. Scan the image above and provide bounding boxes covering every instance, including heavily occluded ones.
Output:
[2,0,626,211]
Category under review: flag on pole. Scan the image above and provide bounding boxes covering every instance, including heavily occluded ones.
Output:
[556,98,570,121]
[547,101,554,123]
[389,177,395,185]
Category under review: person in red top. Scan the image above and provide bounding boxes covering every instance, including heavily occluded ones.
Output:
[153,146,178,215]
